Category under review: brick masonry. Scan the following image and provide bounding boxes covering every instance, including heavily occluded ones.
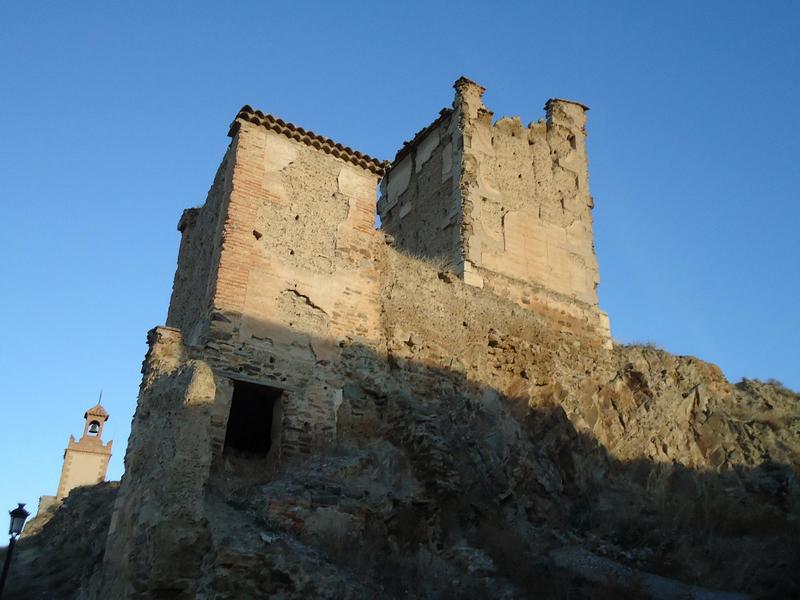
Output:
[99,79,615,598]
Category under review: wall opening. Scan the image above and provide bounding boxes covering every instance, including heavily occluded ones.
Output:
[224,380,283,454]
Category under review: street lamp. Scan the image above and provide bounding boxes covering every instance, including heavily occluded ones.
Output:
[0,503,29,598]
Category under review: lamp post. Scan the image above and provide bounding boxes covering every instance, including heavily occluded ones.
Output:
[0,503,29,598]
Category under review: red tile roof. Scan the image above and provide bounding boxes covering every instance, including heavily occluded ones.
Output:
[85,403,109,419]
[230,105,389,176]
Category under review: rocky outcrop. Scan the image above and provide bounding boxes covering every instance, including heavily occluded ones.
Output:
[2,483,118,599]
[9,337,798,599]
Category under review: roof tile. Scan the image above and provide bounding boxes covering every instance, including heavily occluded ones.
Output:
[230,106,389,176]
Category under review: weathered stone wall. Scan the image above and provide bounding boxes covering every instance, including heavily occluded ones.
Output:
[97,88,618,597]
[457,82,609,340]
[166,152,234,345]
[378,110,461,269]
[379,79,609,342]
[378,247,609,398]
[457,82,599,302]
[226,122,382,344]
[200,119,384,458]
[101,327,225,598]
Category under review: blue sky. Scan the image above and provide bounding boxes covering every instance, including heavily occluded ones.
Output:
[1,1,798,526]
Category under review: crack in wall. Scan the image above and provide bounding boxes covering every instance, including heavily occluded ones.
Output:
[283,288,328,316]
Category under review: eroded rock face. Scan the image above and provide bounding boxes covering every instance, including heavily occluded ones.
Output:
[12,344,798,599]
[9,310,799,599]
[2,483,118,600]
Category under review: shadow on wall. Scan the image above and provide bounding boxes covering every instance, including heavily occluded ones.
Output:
[4,315,798,600]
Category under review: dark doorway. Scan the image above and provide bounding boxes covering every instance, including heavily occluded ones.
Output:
[224,380,282,453]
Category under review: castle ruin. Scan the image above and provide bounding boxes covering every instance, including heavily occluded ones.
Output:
[100,78,613,596]
[380,78,608,338]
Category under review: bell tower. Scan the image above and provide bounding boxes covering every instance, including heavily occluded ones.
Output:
[55,400,113,499]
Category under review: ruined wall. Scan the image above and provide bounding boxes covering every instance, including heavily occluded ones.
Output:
[101,112,389,597]
[378,110,461,269]
[228,121,382,344]
[380,79,609,341]
[101,327,225,598]
[201,114,385,457]
[98,88,615,597]
[456,83,598,301]
[378,247,609,398]
[457,80,609,340]
[166,152,234,346]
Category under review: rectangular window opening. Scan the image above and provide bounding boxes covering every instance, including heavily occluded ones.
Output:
[224,380,282,455]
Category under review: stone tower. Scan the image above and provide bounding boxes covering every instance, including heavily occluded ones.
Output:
[100,105,389,597]
[98,78,612,597]
[379,78,610,340]
[56,403,113,499]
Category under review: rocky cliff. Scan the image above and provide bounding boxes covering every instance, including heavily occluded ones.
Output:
[6,331,797,599]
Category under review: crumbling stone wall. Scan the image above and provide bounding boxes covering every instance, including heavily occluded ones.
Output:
[458,84,599,301]
[100,112,392,597]
[166,153,233,345]
[380,79,609,341]
[98,83,620,598]
[378,109,461,268]
[100,327,224,598]
[203,115,385,458]
[379,248,609,394]
[162,112,388,460]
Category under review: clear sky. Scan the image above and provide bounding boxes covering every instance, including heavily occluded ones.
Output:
[1,1,798,526]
